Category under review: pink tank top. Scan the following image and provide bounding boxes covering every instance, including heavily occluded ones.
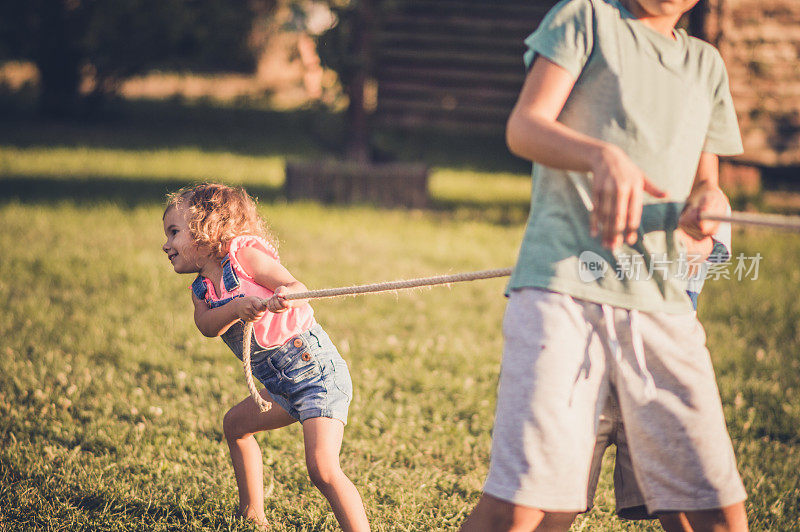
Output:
[195,235,316,348]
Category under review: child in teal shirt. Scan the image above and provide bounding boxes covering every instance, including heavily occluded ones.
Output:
[461,0,748,530]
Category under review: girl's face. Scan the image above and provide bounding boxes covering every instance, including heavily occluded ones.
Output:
[162,204,209,274]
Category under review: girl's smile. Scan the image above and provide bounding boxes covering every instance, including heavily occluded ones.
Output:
[163,204,210,274]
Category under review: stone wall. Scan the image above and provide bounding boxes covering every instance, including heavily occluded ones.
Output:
[705,0,800,167]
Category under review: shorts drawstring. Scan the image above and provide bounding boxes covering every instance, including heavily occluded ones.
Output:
[630,309,657,400]
[602,304,623,364]
[602,305,657,401]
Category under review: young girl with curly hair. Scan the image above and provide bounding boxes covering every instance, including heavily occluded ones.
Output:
[162,183,369,531]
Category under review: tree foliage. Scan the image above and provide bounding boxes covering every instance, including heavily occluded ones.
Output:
[316,0,360,94]
[0,0,275,115]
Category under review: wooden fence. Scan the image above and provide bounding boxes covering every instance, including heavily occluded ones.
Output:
[373,0,556,134]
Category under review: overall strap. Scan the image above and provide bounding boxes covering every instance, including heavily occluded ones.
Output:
[190,254,244,309]
[207,294,244,309]
[191,275,207,300]
[221,254,241,292]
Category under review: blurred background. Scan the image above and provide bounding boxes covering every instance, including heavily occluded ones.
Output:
[1,0,797,203]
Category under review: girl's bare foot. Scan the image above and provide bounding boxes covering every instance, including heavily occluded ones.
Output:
[234,510,269,530]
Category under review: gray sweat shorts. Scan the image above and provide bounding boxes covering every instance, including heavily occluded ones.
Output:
[483,288,746,515]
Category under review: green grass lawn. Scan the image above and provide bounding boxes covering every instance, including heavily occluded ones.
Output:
[1,103,799,530]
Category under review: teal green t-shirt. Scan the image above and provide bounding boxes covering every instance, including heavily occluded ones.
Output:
[508,0,743,313]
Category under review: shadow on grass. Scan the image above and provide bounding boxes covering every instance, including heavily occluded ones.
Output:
[3,173,531,225]
[1,97,527,174]
[0,458,233,530]
[1,175,283,207]
[1,99,342,161]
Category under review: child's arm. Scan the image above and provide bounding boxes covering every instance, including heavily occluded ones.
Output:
[676,152,732,264]
[192,292,267,338]
[506,56,666,249]
[236,247,309,313]
[678,152,730,241]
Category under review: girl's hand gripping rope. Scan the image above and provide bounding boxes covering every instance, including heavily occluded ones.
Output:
[266,285,308,313]
[267,290,288,313]
[236,296,268,322]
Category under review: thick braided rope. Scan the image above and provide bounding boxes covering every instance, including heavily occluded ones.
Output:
[700,211,800,231]
[241,267,512,411]
[276,267,514,302]
[242,321,272,412]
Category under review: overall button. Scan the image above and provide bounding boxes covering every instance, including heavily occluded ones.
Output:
[301,352,311,361]
[293,338,303,348]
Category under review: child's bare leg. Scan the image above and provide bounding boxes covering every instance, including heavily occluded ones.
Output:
[459,493,577,531]
[658,502,748,532]
[302,417,369,532]
[223,388,297,524]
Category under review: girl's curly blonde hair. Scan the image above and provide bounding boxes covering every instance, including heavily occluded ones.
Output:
[165,183,276,258]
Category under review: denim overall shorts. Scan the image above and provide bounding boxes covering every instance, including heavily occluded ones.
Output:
[192,256,353,424]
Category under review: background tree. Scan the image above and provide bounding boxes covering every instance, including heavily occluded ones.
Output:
[316,0,373,161]
[0,0,276,116]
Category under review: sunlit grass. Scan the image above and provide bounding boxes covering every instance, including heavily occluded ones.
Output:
[0,146,286,186]
[429,169,530,202]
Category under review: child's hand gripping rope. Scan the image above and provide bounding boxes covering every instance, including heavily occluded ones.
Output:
[265,286,305,313]
[236,296,269,321]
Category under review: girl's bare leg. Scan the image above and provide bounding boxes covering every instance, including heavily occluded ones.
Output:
[303,417,370,532]
[223,388,296,525]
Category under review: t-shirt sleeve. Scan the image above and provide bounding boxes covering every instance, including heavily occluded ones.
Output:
[227,235,280,281]
[703,54,743,156]
[523,0,595,78]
